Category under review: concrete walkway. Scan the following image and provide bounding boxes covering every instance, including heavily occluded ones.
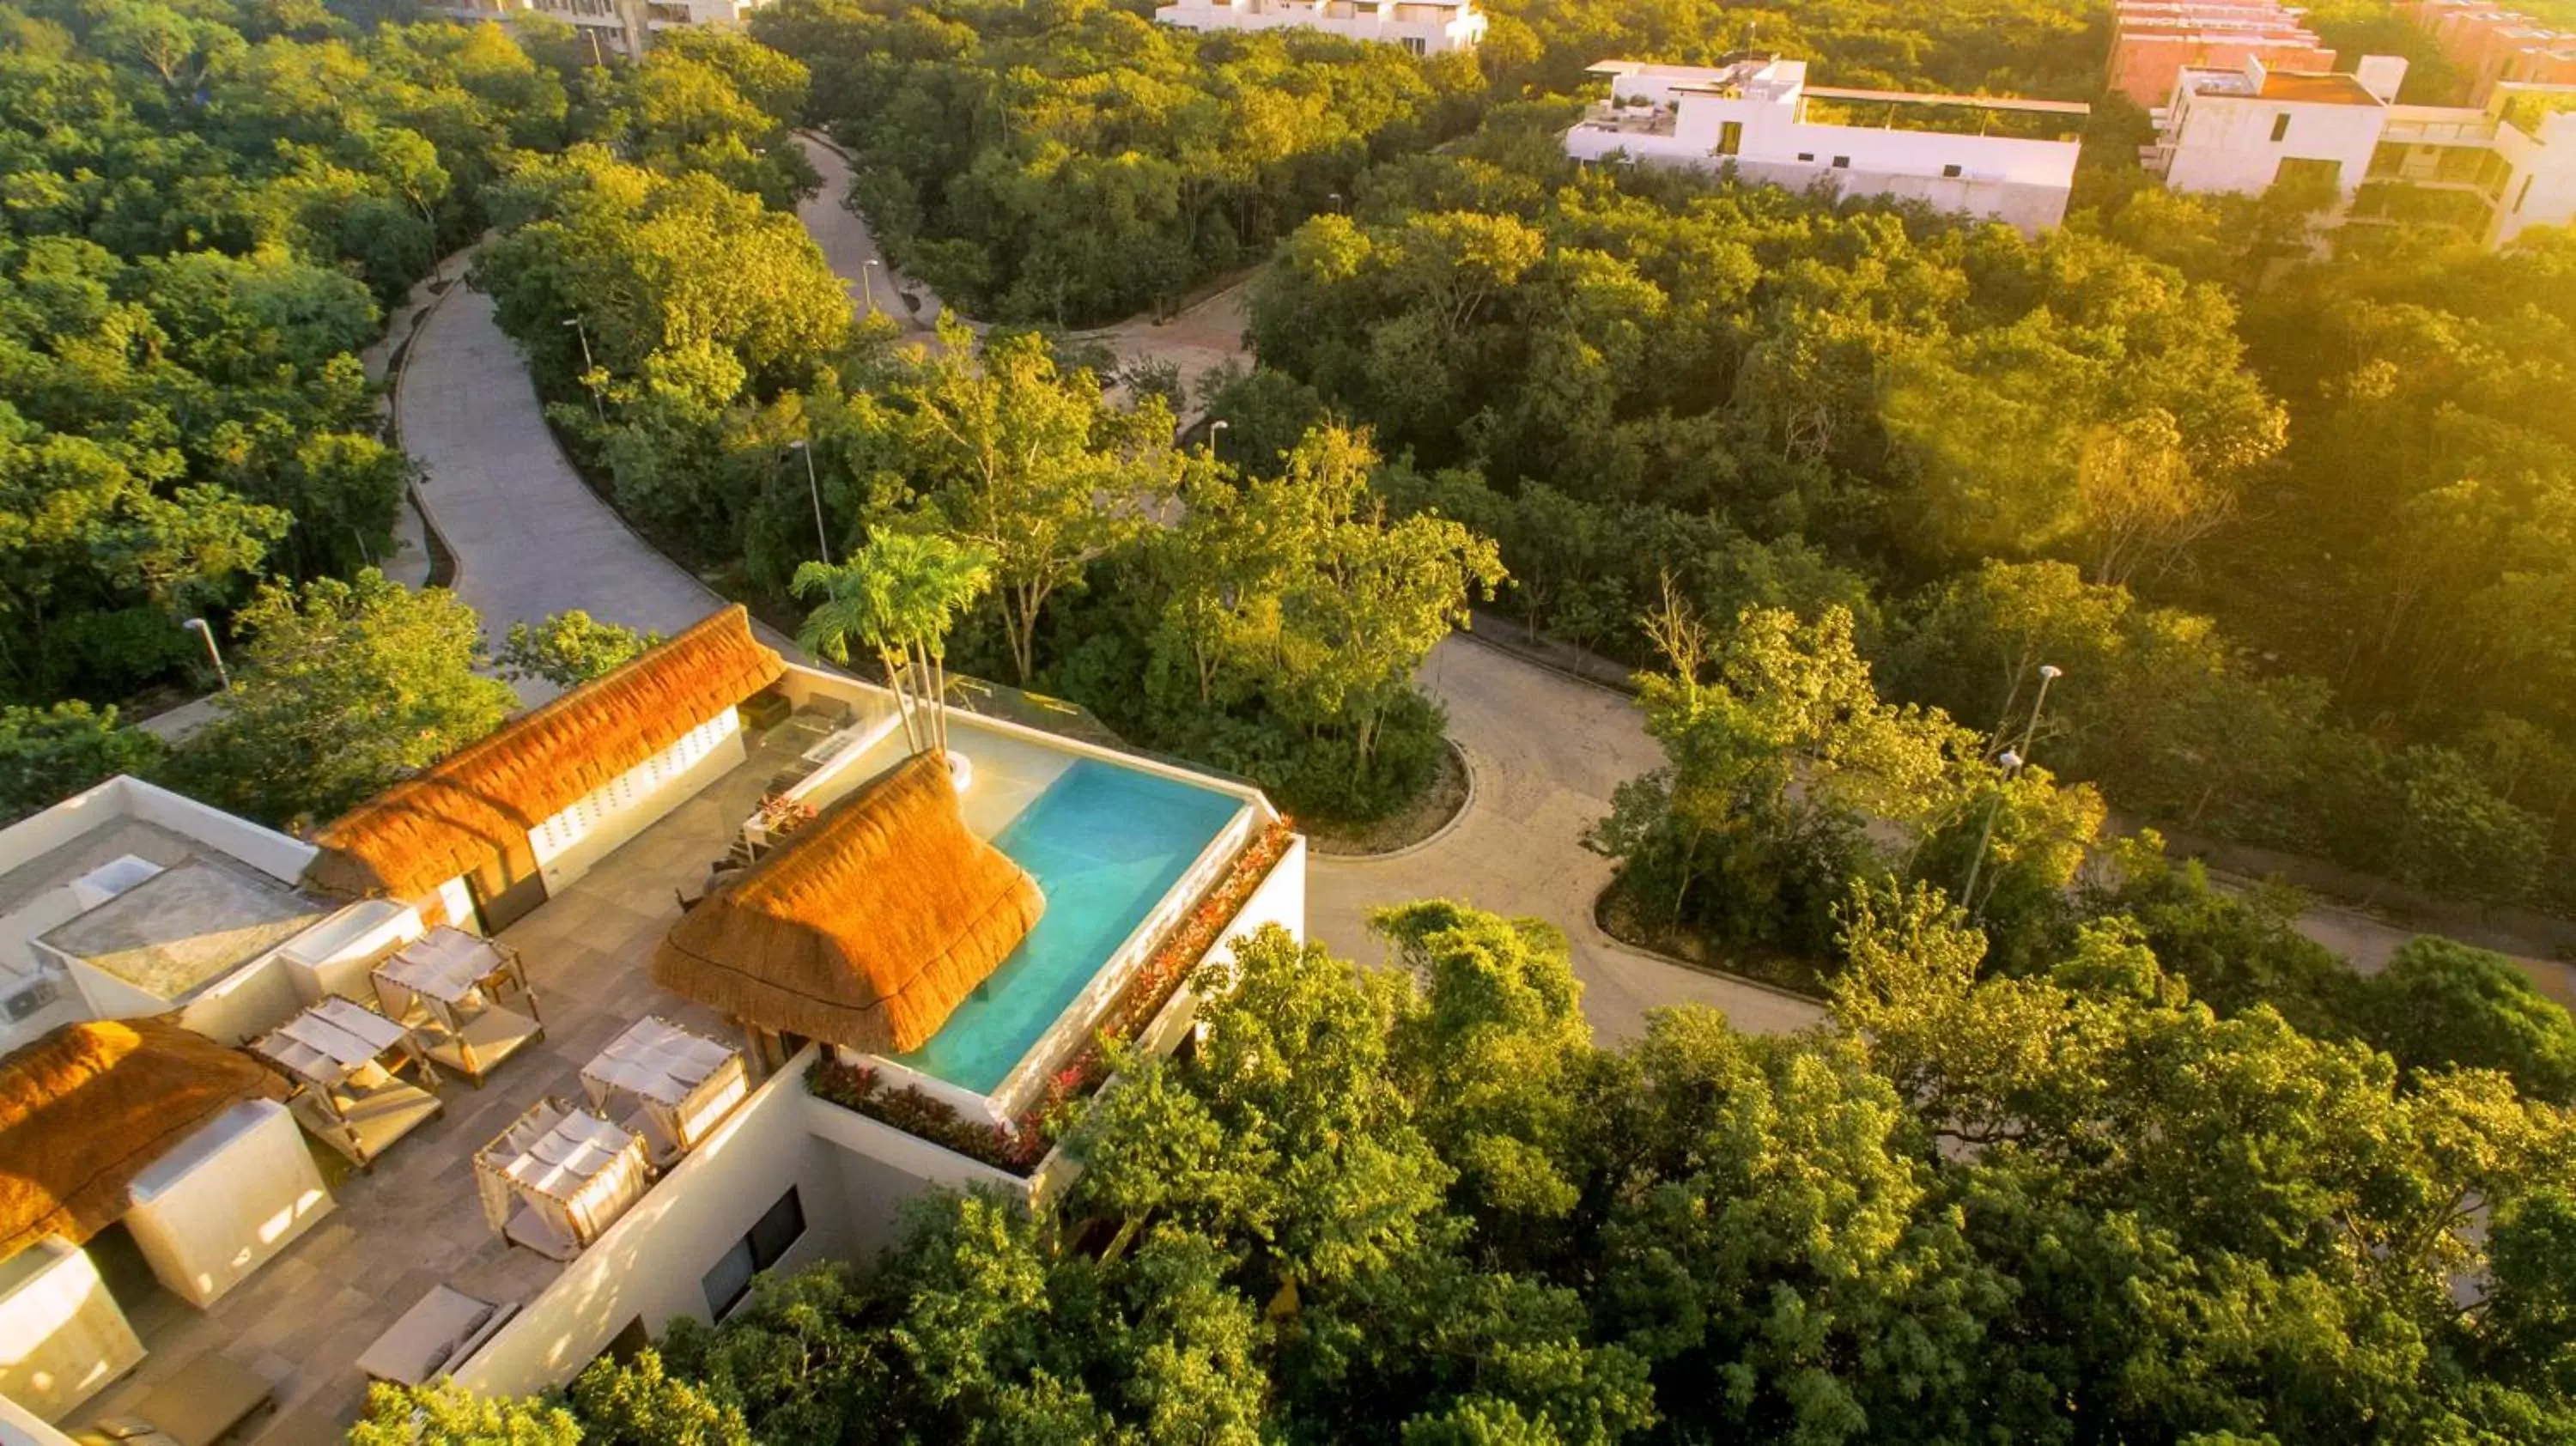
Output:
[1311,635,1827,1044]
[398,281,732,661]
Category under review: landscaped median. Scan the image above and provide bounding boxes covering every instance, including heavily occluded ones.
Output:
[808,816,1302,1174]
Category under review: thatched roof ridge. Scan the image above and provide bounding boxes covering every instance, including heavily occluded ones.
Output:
[653,751,1043,1056]
[0,1018,285,1260]
[305,606,785,901]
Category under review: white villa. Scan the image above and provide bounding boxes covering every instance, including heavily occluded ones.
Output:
[0,607,1305,1441]
[1564,57,2092,234]
[2148,53,2576,246]
[416,0,769,62]
[1151,0,1486,55]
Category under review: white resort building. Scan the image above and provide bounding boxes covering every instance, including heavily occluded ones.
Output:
[1564,57,2092,234]
[2147,53,2576,246]
[416,0,769,63]
[0,607,1305,1442]
[1151,0,1486,55]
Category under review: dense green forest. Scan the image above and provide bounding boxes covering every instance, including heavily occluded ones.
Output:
[1231,137,2576,916]
[368,899,2576,1443]
[753,0,1485,325]
[0,0,554,710]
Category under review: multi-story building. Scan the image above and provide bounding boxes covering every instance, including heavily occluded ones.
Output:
[2148,53,2410,197]
[0,606,1307,1440]
[2146,51,2576,246]
[2403,0,2576,104]
[2365,82,2576,244]
[2108,0,2339,107]
[1564,57,2091,234]
[1151,0,1486,55]
[418,0,770,63]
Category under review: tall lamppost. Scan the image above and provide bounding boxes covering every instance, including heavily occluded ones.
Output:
[2015,664,2063,757]
[182,617,229,691]
[1206,418,1228,459]
[860,258,881,318]
[789,440,829,565]
[1963,662,2065,919]
[1961,749,2021,921]
[562,317,604,422]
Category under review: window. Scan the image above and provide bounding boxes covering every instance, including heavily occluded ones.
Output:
[1941,163,1963,178]
[1796,151,1814,161]
[1831,155,1851,169]
[702,1188,805,1318]
[1717,120,1743,157]
[1400,35,1425,55]
[2270,112,2292,143]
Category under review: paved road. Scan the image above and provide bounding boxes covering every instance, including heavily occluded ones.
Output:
[1311,636,1828,1043]
[398,280,731,677]
[778,140,1814,1043]
[793,131,945,333]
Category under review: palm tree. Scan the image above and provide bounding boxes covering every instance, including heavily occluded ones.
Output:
[793,532,994,755]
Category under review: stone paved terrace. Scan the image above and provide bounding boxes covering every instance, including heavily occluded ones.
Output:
[64,727,818,1441]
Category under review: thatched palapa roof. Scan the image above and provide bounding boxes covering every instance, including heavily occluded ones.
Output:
[0,1018,285,1261]
[653,751,1044,1056]
[305,606,785,901]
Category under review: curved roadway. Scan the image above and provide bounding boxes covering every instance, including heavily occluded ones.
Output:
[395,139,1824,1042]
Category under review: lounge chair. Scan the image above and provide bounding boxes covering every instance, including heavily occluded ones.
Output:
[74,1354,271,1446]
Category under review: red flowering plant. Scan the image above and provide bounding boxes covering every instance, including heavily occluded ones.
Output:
[1010,816,1296,1149]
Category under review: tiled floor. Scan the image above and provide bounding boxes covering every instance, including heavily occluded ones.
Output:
[70,726,820,1440]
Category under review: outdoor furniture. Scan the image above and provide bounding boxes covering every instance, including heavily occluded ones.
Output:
[356,1285,520,1387]
[73,1352,273,1446]
[249,997,442,1169]
[473,1097,650,1261]
[373,927,544,1085]
[580,1016,748,1167]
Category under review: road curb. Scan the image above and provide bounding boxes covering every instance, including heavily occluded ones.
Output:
[389,252,478,594]
[1309,738,1479,865]
[1585,891,1836,1012]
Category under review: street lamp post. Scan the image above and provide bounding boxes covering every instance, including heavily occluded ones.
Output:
[860,258,881,318]
[562,318,604,423]
[1963,662,2064,920]
[182,617,229,691]
[789,440,829,565]
[1206,418,1228,459]
[1960,749,2021,920]
[2015,664,2063,758]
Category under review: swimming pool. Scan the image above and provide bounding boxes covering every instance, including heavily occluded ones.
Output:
[895,757,1246,1094]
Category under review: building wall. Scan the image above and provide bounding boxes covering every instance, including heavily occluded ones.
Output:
[1566,118,2077,233]
[450,1045,857,1399]
[1151,0,1485,53]
[0,1239,141,1423]
[2490,108,2576,241]
[2164,92,2389,193]
[528,710,746,895]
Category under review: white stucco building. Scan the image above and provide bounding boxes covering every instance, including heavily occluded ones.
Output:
[0,610,1309,1440]
[1564,58,2091,234]
[2148,54,2409,197]
[420,0,770,62]
[2367,84,2576,244]
[2146,52,2576,246]
[1151,0,1485,54]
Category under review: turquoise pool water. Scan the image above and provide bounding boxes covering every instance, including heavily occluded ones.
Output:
[896,757,1244,1093]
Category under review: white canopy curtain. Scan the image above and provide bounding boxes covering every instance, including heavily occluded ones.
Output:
[579,1016,749,1167]
[472,1097,650,1260]
[374,927,544,1084]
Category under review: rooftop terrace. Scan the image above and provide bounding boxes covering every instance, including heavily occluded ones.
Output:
[56,669,1274,1438]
